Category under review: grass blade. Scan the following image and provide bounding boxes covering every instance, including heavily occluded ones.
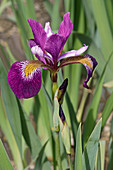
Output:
[92,0,113,70]
[51,0,62,30]
[83,55,111,147]
[34,140,51,170]
[82,119,102,170]
[99,141,105,170]
[102,92,113,129]
[0,97,23,169]
[0,58,22,157]
[0,140,13,170]
[17,99,42,160]
[74,123,82,170]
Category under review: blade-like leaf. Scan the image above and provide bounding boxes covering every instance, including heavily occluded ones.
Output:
[95,140,105,170]
[34,140,51,170]
[108,117,113,170]
[33,89,53,159]
[92,0,113,52]
[51,0,62,31]
[0,58,22,157]
[91,0,113,72]
[66,93,78,146]
[99,141,105,170]
[17,99,42,160]
[83,55,111,147]
[43,0,53,17]
[0,140,13,170]
[0,97,23,170]
[108,139,113,170]
[102,92,113,129]
[82,119,102,170]
[74,123,82,170]
[82,0,95,37]
[10,0,34,60]
[104,0,113,34]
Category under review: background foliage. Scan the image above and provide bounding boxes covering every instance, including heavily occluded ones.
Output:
[0,0,113,169]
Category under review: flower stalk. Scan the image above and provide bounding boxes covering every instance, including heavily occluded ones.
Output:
[55,131,63,170]
[52,82,63,170]
[52,82,57,100]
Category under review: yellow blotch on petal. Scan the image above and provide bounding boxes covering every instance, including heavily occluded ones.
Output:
[24,62,39,77]
[79,58,93,69]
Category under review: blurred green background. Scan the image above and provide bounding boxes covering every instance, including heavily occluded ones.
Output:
[0,0,113,170]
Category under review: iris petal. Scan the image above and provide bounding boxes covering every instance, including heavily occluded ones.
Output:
[58,45,88,61]
[28,39,36,48]
[58,54,98,89]
[8,61,42,99]
[83,55,98,88]
[29,39,47,64]
[28,19,46,50]
[44,34,65,61]
[58,12,73,40]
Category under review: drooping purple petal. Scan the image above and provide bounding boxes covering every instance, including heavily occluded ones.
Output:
[45,22,53,38]
[58,45,88,61]
[83,54,98,88]
[58,12,73,40]
[58,54,98,89]
[8,61,42,99]
[28,19,47,50]
[44,34,65,61]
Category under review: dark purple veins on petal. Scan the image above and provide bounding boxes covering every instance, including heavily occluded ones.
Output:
[8,61,42,99]
[44,34,65,61]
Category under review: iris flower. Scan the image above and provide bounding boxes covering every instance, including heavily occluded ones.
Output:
[8,12,97,99]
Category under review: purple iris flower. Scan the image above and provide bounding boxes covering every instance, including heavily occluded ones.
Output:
[8,12,97,99]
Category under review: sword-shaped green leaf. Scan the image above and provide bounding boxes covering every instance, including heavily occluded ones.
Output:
[0,140,13,170]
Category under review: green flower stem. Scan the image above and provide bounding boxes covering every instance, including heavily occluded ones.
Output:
[52,82,57,100]
[52,81,62,170]
[67,154,73,170]
[55,131,63,170]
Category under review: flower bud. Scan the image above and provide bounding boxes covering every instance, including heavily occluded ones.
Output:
[57,78,68,105]
[59,106,71,154]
